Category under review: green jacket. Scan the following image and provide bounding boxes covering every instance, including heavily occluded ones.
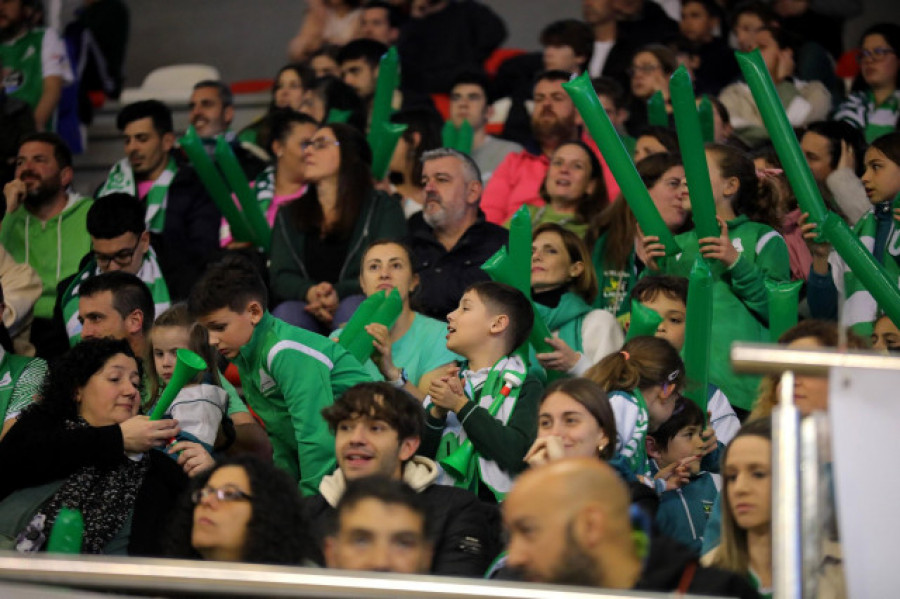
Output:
[232,312,371,495]
[269,189,407,304]
[0,193,93,319]
[655,215,790,410]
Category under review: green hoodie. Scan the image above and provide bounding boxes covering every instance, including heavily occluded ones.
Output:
[231,311,371,495]
[654,215,790,411]
[0,193,93,319]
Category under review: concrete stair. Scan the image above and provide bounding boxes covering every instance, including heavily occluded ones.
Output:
[71,92,270,196]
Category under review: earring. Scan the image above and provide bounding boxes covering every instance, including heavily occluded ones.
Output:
[598,442,607,454]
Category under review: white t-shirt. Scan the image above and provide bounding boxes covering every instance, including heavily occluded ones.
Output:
[588,40,615,78]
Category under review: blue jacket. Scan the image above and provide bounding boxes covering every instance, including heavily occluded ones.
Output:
[655,470,720,556]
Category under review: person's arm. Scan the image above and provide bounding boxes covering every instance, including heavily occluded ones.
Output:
[724,231,790,324]
[454,374,541,475]
[825,167,869,228]
[33,76,63,131]
[428,489,499,576]
[34,28,72,130]
[286,0,327,61]
[269,210,317,305]
[0,246,41,337]
[270,351,338,496]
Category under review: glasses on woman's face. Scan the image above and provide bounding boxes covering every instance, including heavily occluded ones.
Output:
[857,47,896,63]
[93,238,140,268]
[627,64,661,77]
[191,485,253,505]
[300,137,341,152]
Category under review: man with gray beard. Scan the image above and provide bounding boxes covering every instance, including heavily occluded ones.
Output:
[405,148,507,321]
[1,132,92,357]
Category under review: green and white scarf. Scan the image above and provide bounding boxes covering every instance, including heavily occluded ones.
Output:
[254,165,276,216]
[434,355,526,500]
[60,248,171,345]
[97,157,178,234]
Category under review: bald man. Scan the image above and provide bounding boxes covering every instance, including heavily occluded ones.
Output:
[503,459,757,596]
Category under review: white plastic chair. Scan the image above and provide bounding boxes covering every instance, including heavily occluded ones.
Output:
[119,64,221,104]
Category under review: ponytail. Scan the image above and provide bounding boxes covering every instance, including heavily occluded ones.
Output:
[585,336,684,394]
[707,143,780,229]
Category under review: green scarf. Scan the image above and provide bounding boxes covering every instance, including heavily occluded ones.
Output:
[97,157,178,234]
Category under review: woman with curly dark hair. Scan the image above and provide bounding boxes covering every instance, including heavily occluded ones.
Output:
[0,338,186,555]
[165,456,312,565]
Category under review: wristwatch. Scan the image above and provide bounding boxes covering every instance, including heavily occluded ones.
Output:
[390,367,409,388]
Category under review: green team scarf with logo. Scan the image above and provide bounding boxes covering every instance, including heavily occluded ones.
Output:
[97,157,178,234]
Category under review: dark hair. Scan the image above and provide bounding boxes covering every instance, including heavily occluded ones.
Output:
[147,303,221,403]
[728,1,777,32]
[466,281,534,354]
[803,121,867,177]
[308,75,368,132]
[636,125,679,155]
[648,398,704,450]
[18,132,73,169]
[322,382,425,442]
[86,193,146,239]
[332,476,433,541]
[634,45,679,77]
[116,100,173,134]
[267,108,319,157]
[854,23,900,92]
[539,140,608,225]
[533,68,574,91]
[586,335,685,394]
[164,456,311,565]
[188,254,268,318]
[287,123,373,236]
[450,70,495,104]
[532,222,598,303]
[193,79,233,108]
[592,76,627,110]
[390,108,444,188]
[681,0,723,20]
[359,238,418,275]
[363,0,405,28]
[33,337,140,421]
[586,152,683,270]
[310,43,342,65]
[540,378,617,460]
[540,19,595,72]
[630,274,688,306]
[274,63,315,102]
[869,131,900,170]
[79,272,155,334]
[706,142,780,229]
[338,38,389,69]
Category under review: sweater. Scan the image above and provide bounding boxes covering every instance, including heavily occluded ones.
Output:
[269,189,407,304]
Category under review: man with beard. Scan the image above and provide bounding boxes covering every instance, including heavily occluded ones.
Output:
[406,148,507,321]
[0,132,91,357]
[188,80,266,179]
[503,459,757,597]
[0,0,72,130]
[96,100,220,300]
[480,70,580,225]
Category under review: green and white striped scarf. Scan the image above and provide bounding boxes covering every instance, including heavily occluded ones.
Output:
[254,165,276,216]
[60,248,171,345]
[96,157,178,234]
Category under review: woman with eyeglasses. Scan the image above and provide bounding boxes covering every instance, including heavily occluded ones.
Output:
[165,456,312,565]
[0,338,190,555]
[834,23,900,143]
[269,123,407,333]
[625,44,678,136]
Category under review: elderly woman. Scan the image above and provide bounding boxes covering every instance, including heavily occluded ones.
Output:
[0,338,191,555]
[164,456,311,565]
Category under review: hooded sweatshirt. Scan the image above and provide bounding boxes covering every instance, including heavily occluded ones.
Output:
[0,192,92,319]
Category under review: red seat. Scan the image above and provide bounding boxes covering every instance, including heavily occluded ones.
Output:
[231,78,274,94]
[431,93,451,120]
[835,49,860,80]
[484,47,527,77]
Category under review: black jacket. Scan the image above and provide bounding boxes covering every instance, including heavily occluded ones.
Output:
[406,211,508,321]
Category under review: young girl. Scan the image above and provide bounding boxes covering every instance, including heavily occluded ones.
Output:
[806,131,900,336]
[702,419,773,597]
[644,143,790,415]
[872,313,900,352]
[530,223,623,377]
[148,304,229,475]
[834,23,900,143]
[584,335,687,488]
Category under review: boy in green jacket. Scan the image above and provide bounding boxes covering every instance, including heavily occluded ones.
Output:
[189,257,372,495]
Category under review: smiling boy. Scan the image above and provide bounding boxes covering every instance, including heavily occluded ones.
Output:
[189,257,371,495]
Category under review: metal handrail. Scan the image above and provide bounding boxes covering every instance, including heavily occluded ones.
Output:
[731,342,900,376]
[0,553,702,599]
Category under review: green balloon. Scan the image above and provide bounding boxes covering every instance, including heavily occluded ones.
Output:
[766,279,802,342]
[369,46,400,138]
[346,287,403,363]
[339,292,386,351]
[149,348,208,420]
[369,121,409,180]
[683,256,713,414]
[47,508,83,554]
[647,90,668,127]
[562,72,681,255]
[214,136,271,251]
[735,50,828,225]
[180,126,254,243]
[326,108,352,124]
[670,66,720,241]
[442,120,474,154]
[626,300,664,342]
[698,95,715,143]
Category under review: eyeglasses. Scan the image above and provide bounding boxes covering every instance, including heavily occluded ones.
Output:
[300,138,341,151]
[627,64,661,77]
[93,238,141,268]
[191,485,253,505]
[857,47,896,63]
